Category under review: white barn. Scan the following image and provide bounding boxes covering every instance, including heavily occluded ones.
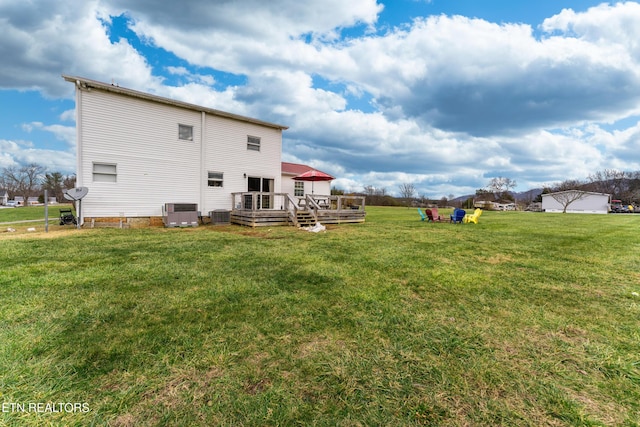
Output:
[541,191,611,214]
[64,75,288,226]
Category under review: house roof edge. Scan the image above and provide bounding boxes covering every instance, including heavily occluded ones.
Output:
[62,75,289,131]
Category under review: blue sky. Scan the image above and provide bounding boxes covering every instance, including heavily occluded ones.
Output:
[2,0,640,197]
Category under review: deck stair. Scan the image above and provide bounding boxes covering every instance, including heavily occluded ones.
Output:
[296,210,316,227]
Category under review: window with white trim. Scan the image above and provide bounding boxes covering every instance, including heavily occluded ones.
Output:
[208,171,223,187]
[179,124,193,141]
[294,181,304,197]
[93,163,117,183]
[247,135,261,151]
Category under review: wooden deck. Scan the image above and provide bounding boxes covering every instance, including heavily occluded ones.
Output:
[230,193,366,227]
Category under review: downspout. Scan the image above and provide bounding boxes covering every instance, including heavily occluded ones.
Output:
[200,111,206,215]
[75,80,84,224]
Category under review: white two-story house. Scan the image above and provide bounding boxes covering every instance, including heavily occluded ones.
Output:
[64,75,289,226]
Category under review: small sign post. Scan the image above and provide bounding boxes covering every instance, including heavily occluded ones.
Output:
[44,189,48,233]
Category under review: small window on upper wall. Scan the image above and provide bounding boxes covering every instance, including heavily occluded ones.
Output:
[294,181,304,197]
[93,162,117,183]
[179,124,193,141]
[247,135,261,151]
[208,172,223,187]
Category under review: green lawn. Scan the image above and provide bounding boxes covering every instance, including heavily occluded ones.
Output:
[1,207,639,426]
[0,205,72,226]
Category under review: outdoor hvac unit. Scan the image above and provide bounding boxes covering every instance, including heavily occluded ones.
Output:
[162,203,199,227]
[210,209,230,225]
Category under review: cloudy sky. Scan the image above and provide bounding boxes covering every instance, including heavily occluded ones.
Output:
[2,0,640,198]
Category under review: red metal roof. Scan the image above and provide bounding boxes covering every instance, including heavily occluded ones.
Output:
[281,162,331,176]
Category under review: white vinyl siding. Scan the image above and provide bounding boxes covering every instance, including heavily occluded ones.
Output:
[78,89,202,217]
[74,81,284,219]
[203,117,282,211]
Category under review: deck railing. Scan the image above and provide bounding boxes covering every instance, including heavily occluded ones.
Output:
[230,192,366,226]
[231,192,290,211]
[231,193,365,211]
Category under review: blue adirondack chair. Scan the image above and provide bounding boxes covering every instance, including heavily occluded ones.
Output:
[418,208,427,221]
[450,208,466,223]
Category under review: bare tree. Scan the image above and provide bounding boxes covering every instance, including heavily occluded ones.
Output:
[63,174,76,190]
[549,179,589,213]
[398,183,416,199]
[587,169,626,197]
[549,190,589,213]
[627,171,640,202]
[554,179,586,192]
[1,163,46,205]
[363,185,376,196]
[487,177,517,200]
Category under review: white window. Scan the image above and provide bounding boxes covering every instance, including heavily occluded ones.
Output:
[294,181,304,197]
[247,135,261,151]
[93,163,117,183]
[208,172,223,187]
[179,124,193,141]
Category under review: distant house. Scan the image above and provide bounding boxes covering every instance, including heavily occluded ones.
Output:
[281,162,333,198]
[473,200,517,211]
[14,196,24,206]
[27,196,40,206]
[0,189,7,206]
[541,191,610,214]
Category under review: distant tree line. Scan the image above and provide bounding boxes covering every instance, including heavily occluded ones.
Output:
[329,183,449,207]
[538,169,640,204]
[344,169,640,208]
[0,163,76,205]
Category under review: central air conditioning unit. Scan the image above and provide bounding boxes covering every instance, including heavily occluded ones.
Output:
[162,203,199,227]
[210,209,231,225]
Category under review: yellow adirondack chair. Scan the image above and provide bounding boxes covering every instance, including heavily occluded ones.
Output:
[464,208,483,224]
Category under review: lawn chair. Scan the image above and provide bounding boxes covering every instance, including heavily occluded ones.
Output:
[425,209,435,222]
[450,208,466,224]
[418,208,427,221]
[464,208,483,224]
[426,209,446,222]
[430,207,442,221]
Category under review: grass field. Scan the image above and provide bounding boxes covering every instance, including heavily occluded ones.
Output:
[1,206,639,426]
[0,205,72,228]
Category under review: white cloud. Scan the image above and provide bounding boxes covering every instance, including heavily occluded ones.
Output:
[1,0,640,196]
[0,0,159,97]
[25,122,76,149]
[542,2,640,59]
[60,109,76,122]
[0,139,75,173]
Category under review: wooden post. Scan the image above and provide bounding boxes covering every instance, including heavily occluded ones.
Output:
[44,189,49,233]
